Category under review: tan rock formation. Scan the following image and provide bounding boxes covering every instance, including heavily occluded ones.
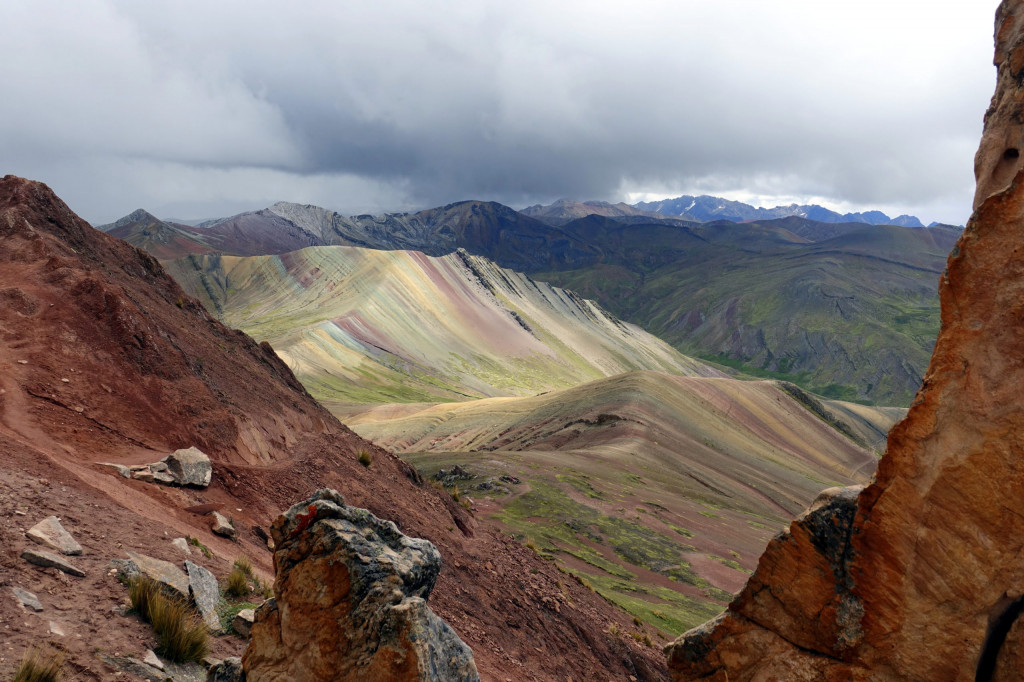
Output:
[667,2,1024,680]
[243,489,480,682]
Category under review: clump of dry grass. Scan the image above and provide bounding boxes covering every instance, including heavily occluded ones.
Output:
[13,647,64,682]
[128,576,209,663]
[225,567,250,598]
[233,555,253,577]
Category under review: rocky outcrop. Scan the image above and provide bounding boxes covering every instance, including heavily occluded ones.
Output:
[243,489,479,682]
[666,3,1024,680]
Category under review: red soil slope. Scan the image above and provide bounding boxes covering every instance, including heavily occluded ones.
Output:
[0,176,665,681]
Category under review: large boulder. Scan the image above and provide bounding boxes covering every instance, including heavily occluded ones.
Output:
[243,489,479,682]
[666,3,1024,679]
[163,447,212,487]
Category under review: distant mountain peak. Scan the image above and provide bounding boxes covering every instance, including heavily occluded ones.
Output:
[634,194,926,227]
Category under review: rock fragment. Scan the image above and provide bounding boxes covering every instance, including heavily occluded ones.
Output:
[232,608,255,638]
[210,511,236,539]
[133,469,156,483]
[21,548,85,577]
[144,650,164,671]
[11,586,43,611]
[207,657,244,682]
[98,462,131,478]
[26,515,82,555]
[185,560,222,634]
[171,537,192,555]
[152,471,177,485]
[124,550,189,600]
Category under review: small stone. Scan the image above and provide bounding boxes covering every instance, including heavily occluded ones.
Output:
[61,378,69,383]
[109,558,141,582]
[210,511,236,539]
[143,650,164,671]
[207,657,243,682]
[133,469,155,483]
[152,471,176,485]
[202,656,223,670]
[232,608,255,638]
[11,587,43,612]
[21,548,85,577]
[48,621,65,636]
[26,516,83,555]
[98,463,131,479]
[17,360,27,364]
[185,561,222,634]
[170,537,191,555]
[149,462,168,473]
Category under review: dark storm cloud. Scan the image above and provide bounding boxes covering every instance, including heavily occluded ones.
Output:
[0,0,1000,224]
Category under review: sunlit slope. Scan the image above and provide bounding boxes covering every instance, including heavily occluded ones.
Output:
[349,371,900,633]
[350,371,888,517]
[165,247,721,405]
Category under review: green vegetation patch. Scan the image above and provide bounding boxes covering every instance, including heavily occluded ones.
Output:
[497,480,706,586]
[569,569,723,637]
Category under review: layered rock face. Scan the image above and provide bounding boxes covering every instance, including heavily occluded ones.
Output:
[243,489,479,682]
[667,2,1024,679]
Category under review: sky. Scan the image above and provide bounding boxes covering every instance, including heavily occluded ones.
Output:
[0,0,1001,226]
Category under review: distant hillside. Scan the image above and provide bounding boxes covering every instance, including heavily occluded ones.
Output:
[349,370,899,633]
[165,245,721,408]
[530,215,959,405]
[521,199,696,225]
[634,194,926,227]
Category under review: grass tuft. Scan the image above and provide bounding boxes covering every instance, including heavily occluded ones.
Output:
[233,555,253,577]
[13,647,64,682]
[128,576,209,663]
[357,449,372,467]
[225,567,250,598]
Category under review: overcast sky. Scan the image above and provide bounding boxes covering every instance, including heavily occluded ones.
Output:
[0,1,1001,225]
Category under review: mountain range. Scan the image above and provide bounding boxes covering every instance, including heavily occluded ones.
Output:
[100,200,954,405]
[632,194,931,227]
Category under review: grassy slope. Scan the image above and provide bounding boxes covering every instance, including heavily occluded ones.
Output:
[530,219,959,405]
[349,371,901,636]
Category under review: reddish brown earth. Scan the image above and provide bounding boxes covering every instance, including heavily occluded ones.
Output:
[666,3,1024,680]
[0,175,666,681]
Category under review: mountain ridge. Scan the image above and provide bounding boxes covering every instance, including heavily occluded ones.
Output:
[633,194,929,227]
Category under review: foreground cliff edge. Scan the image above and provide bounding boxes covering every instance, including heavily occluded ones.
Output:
[666,2,1024,680]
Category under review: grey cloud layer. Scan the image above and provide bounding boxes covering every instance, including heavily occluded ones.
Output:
[0,0,999,224]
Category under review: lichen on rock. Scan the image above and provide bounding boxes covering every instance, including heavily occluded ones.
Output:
[243,488,479,682]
